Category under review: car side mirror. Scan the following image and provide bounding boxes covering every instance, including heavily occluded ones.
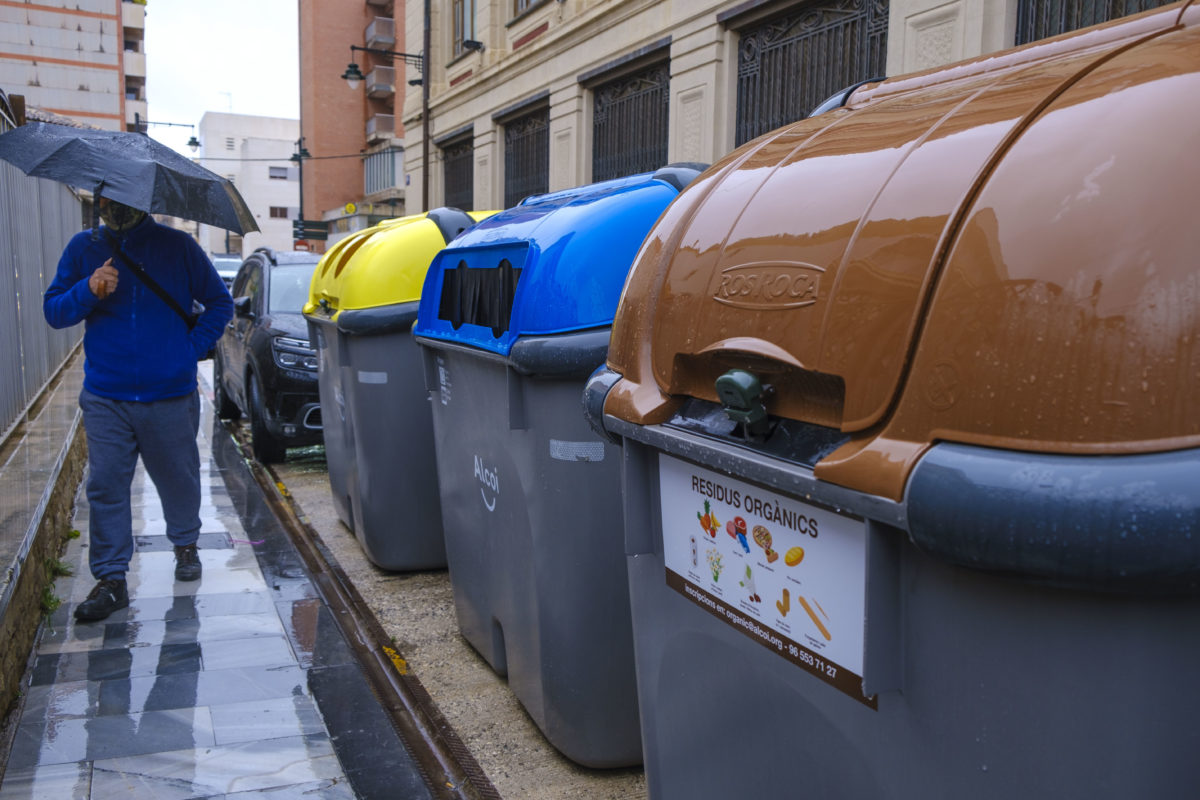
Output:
[234,296,254,318]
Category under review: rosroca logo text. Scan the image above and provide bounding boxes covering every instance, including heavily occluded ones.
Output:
[712,262,823,310]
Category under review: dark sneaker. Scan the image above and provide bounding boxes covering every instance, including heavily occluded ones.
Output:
[174,543,202,582]
[74,579,128,622]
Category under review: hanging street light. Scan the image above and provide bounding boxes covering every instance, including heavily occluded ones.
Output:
[134,112,200,152]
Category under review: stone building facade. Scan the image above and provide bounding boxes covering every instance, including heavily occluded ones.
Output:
[385,0,1169,211]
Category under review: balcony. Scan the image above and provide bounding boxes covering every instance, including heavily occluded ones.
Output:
[366,66,395,99]
[366,113,395,143]
[365,17,395,49]
[122,1,145,30]
[364,146,404,197]
[123,51,146,78]
[124,99,147,128]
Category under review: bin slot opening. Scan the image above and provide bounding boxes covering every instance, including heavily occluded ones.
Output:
[666,398,850,469]
[670,351,846,431]
[438,258,523,338]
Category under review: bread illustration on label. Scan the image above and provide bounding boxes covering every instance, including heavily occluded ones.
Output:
[799,595,831,641]
[784,546,805,567]
[776,587,790,617]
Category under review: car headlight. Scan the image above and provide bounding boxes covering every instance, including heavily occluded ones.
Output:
[272,336,318,371]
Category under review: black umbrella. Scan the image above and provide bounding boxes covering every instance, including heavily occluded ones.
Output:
[0,121,258,234]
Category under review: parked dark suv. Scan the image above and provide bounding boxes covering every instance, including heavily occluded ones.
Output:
[213,247,322,463]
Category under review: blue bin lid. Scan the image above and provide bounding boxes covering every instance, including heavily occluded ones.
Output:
[415,167,701,355]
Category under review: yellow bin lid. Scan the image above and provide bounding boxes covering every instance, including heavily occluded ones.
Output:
[305,208,497,320]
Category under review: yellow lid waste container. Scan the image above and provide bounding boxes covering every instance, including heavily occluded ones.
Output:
[304,208,496,570]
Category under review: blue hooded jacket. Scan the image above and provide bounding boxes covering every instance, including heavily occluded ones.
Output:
[44,217,234,402]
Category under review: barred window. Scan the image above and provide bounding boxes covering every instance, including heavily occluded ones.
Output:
[504,106,549,208]
[734,1,888,146]
[442,136,474,210]
[1016,0,1174,43]
[592,62,669,183]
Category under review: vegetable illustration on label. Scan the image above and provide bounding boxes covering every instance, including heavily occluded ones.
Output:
[697,500,719,538]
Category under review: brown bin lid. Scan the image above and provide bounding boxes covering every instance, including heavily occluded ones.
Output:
[605,1,1199,500]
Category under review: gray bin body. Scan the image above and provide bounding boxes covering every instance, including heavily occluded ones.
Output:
[607,418,1200,799]
[418,336,642,768]
[308,315,356,532]
[308,303,446,570]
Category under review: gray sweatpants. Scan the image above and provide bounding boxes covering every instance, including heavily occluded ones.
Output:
[79,388,202,580]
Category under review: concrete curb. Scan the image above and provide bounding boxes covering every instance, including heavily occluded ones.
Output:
[0,359,87,734]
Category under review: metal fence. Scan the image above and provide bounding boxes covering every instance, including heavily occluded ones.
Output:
[0,159,85,440]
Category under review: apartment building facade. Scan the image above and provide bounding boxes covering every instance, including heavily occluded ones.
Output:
[195,112,300,258]
[395,0,1171,212]
[0,0,146,131]
[299,0,410,250]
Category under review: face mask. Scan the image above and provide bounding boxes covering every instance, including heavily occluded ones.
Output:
[99,200,146,232]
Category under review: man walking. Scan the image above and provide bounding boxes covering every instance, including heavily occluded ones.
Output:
[44,197,233,622]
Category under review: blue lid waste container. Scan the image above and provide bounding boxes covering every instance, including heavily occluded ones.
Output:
[304,208,495,570]
[413,165,704,767]
[584,6,1200,798]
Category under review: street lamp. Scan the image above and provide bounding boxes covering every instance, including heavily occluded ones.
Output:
[340,44,424,86]
[339,13,431,212]
[133,112,199,152]
[341,61,367,90]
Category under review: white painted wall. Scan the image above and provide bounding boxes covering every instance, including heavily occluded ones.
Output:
[196,112,299,258]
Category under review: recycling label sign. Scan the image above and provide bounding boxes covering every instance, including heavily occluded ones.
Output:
[658,453,874,708]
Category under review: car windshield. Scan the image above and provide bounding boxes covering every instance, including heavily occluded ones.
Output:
[269,263,318,314]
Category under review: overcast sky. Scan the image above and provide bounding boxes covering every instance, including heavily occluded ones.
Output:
[143,0,300,157]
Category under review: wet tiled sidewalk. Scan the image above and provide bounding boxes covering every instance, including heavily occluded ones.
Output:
[0,385,431,799]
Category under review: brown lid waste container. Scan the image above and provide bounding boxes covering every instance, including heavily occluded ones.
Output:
[603,1,1200,502]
